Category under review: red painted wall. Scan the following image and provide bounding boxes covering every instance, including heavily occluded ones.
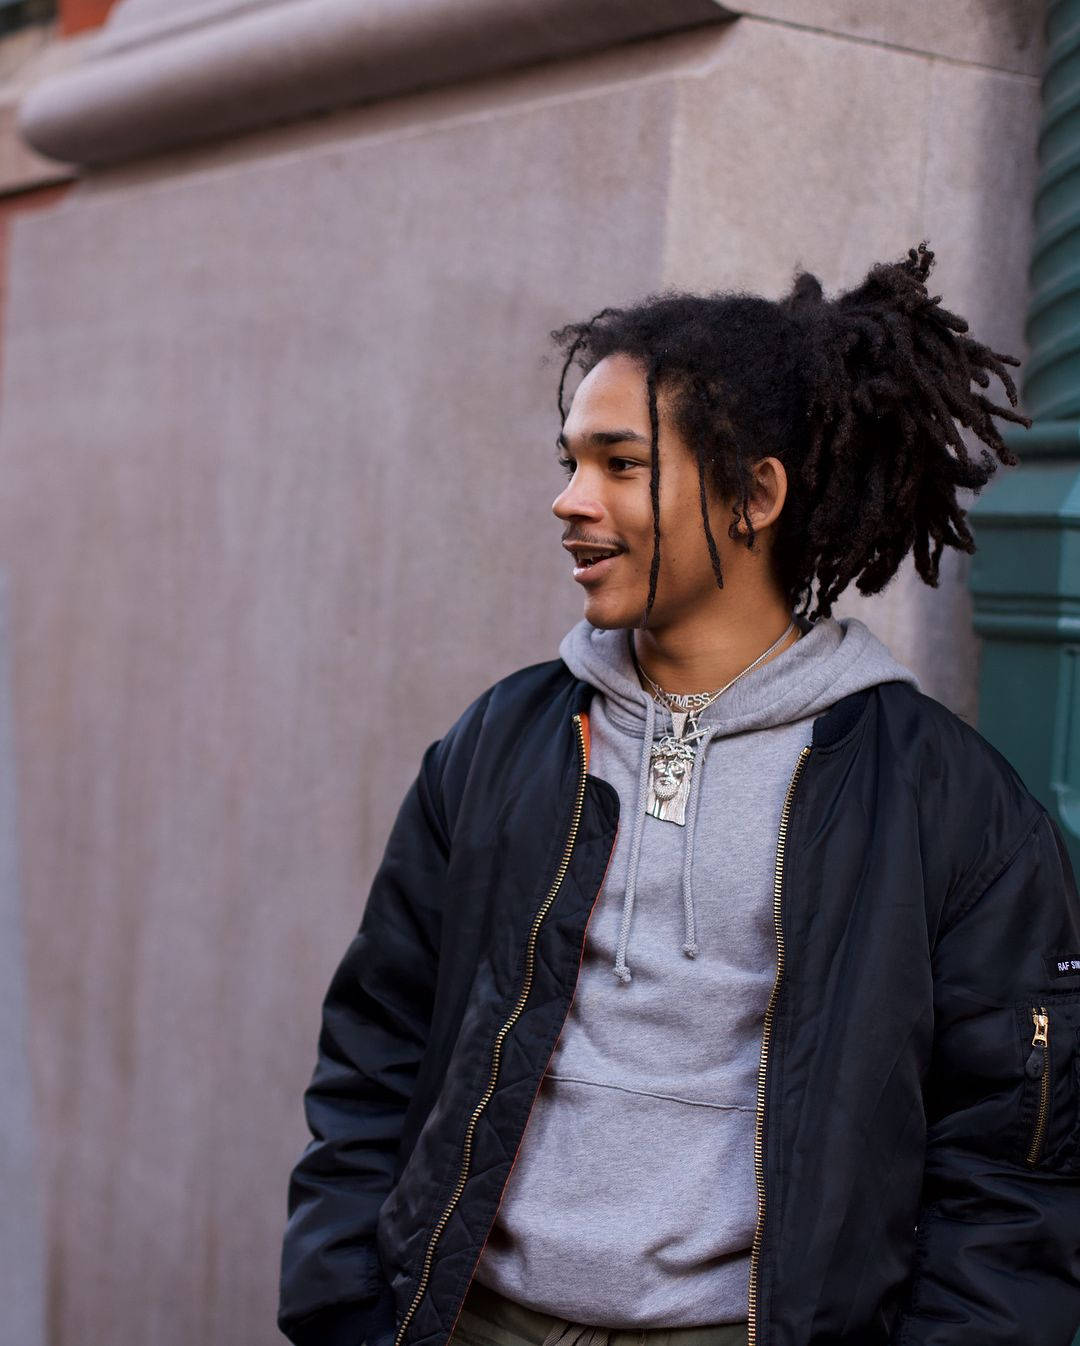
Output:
[60,0,117,36]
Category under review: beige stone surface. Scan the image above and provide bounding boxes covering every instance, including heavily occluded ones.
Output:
[0,102,70,194]
[99,0,1044,73]
[0,574,45,1346]
[0,23,87,194]
[17,0,1042,169]
[733,0,1044,75]
[664,24,931,296]
[99,0,287,49]
[18,0,730,166]
[0,10,1042,1346]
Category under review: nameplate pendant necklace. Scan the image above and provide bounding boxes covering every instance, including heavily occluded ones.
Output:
[634,618,797,826]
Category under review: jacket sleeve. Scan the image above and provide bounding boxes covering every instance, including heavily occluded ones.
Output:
[892,806,1080,1346]
[277,726,462,1346]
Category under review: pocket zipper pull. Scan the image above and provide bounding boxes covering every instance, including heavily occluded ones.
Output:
[1025,1008,1049,1078]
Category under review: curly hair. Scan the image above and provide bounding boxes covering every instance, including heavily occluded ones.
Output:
[550,241,1031,624]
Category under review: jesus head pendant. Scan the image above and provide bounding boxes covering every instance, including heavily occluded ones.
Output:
[646,740,695,825]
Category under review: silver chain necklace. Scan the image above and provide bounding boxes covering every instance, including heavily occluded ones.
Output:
[634,618,798,825]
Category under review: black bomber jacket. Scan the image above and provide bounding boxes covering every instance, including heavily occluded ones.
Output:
[278,658,1080,1346]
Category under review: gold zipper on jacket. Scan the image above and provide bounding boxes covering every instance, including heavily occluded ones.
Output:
[1025,1005,1051,1166]
[392,711,590,1346]
[747,744,811,1346]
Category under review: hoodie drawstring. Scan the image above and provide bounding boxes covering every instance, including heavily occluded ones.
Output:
[612,700,720,984]
[612,694,655,984]
[679,725,719,961]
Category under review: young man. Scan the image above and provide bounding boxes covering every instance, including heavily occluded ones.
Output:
[278,244,1080,1346]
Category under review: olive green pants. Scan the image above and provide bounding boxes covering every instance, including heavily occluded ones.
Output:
[448,1278,749,1346]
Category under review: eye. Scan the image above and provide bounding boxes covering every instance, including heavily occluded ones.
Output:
[555,454,642,479]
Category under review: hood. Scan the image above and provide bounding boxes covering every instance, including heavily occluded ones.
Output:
[558,612,921,982]
[559,611,920,739]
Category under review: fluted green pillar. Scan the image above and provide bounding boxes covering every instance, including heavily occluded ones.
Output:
[969,0,1080,881]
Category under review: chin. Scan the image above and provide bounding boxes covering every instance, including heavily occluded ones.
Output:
[580,596,641,630]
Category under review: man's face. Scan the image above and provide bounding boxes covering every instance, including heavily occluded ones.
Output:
[654,756,686,798]
[552,351,742,631]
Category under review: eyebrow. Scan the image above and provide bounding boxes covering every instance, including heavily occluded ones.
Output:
[555,428,651,452]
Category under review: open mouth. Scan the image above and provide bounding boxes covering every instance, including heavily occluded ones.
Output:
[572,549,622,583]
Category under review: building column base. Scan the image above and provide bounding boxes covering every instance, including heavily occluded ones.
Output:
[969,425,1080,873]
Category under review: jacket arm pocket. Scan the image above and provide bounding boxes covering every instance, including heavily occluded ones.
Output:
[277,731,456,1346]
[893,809,1080,1346]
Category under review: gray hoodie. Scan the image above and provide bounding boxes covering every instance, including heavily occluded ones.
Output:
[473,614,920,1329]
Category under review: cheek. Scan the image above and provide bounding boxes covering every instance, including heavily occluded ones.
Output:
[618,494,658,549]
[656,505,730,585]
[659,474,705,535]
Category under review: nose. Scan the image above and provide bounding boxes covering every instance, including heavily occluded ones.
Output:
[552,472,604,523]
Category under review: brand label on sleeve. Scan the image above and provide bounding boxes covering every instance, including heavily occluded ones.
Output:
[1046,953,1080,978]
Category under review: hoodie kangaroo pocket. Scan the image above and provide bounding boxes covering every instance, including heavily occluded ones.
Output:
[1015,991,1080,1172]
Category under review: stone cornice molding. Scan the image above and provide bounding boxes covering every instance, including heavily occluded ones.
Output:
[16,0,732,167]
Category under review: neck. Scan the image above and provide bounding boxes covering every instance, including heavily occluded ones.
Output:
[631,599,801,695]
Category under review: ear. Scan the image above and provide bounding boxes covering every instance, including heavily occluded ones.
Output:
[735,457,787,534]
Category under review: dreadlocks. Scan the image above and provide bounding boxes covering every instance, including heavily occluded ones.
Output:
[550,241,1031,625]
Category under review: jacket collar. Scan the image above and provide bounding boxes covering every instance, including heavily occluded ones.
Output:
[811,686,875,749]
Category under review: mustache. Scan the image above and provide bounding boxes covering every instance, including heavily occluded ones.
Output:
[562,535,626,549]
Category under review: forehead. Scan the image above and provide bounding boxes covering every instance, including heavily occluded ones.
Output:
[564,353,651,432]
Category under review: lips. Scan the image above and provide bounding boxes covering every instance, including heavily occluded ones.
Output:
[571,550,622,584]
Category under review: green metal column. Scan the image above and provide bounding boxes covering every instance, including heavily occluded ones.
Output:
[969,0,1080,880]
